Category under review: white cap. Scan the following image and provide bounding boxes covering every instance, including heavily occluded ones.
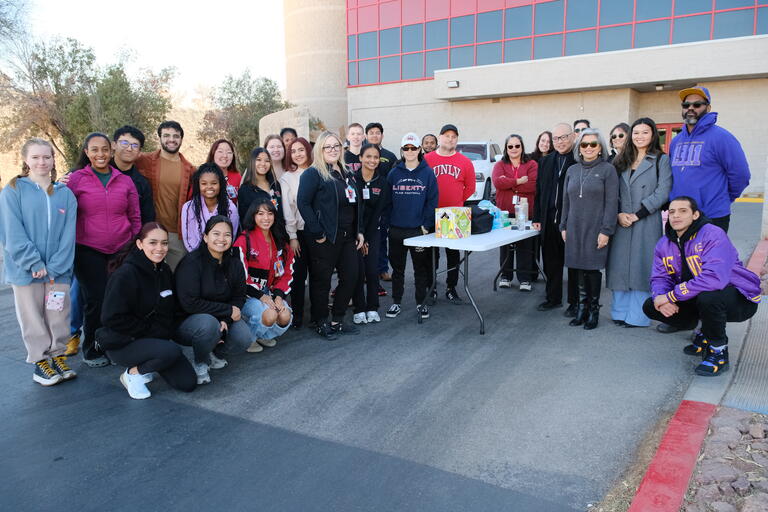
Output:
[400,132,420,147]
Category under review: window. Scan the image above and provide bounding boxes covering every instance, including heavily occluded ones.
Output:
[456,144,487,161]
[599,25,633,52]
[476,43,502,66]
[426,19,449,49]
[380,56,400,82]
[402,53,424,80]
[451,15,475,46]
[567,0,598,31]
[534,34,563,59]
[358,31,377,59]
[759,8,768,35]
[425,49,449,76]
[716,0,755,8]
[713,10,755,39]
[673,15,712,44]
[566,30,596,56]
[505,6,532,38]
[358,59,378,84]
[477,10,502,43]
[380,28,400,56]
[504,38,532,62]
[348,62,357,86]
[534,0,564,34]
[634,20,671,48]
[600,0,633,26]
[675,0,712,16]
[450,46,474,68]
[403,24,423,52]
[348,35,356,60]
[636,0,672,21]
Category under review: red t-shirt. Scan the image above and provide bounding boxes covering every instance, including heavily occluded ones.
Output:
[424,151,476,207]
[226,170,242,204]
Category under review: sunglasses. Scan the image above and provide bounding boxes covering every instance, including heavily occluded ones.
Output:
[574,128,583,133]
[401,146,419,152]
[681,101,708,109]
[610,133,625,140]
[506,144,521,149]
[580,141,599,149]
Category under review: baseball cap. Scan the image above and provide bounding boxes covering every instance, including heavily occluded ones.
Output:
[678,86,711,103]
[439,124,459,135]
[401,132,420,147]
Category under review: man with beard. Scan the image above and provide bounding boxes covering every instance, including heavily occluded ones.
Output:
[136,121,196,269]
[532,122,579,315]
[669,86,750,233]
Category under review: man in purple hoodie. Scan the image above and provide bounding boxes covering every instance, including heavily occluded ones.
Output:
[643,197,760,377]
[669,86,750,233]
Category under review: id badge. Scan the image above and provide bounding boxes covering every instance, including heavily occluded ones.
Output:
[46,290,66,312]
[346,185,356,203]
[512,195,520,205]
[274,259,285,277]
[226,184,237,199]
[362,188,371,200]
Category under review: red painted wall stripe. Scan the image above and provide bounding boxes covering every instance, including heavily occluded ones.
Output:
[628,400,717,512]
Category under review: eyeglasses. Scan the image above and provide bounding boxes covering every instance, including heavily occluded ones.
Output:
[322,144,342,152]
[610,133,625,140]
[401,146,419,152]
[681,101,708,109]
[118,140,140,150]
[580,141,599,149]
[574,128,583,133]
[506,144,521,149]
[553,133,572,142]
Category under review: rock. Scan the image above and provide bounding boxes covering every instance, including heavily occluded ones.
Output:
[719,482,736,496]
[710,502,736,512]
[695,462,739,484]
[750,440,768,452]
[705,441,734,459]
[751,452,768,468]
[740,492,768,512]
[711,426,743,447]
[694,483,722,501]
[752,479,768,493]
[731,475,751,496]
[750,423,766,439]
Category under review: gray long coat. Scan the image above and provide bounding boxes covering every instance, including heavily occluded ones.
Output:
[606,153,673,291]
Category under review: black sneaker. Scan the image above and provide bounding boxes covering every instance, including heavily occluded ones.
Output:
[445,288,464,304]
[386,304,401,318]
[563,304,578,318]
[683,333,709,358]
[33,359,62,386]
[316,322,338,340]
[330,322,359,335]
[537,300,562,311]
[695,347,729,376]
[50,355,77,380]
[417,304,429,319]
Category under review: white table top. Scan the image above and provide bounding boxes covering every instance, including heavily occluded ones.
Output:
[403,227,539,251]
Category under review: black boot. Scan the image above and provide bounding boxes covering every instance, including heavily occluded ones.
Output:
[584,271,602,330]
[569,271,588,326]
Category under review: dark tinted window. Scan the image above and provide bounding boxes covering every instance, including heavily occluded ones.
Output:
[716,0,755,8]
[599,25,633,52]
[425,49,449,76]
[565,30,596,56]
[450,46,474,68]
[566,0,597,30]
[380,56,400,82]
[534,34,563,59]
[675,0,712,15]
[636,0,672,21]
[402,53,424,79]
[504,38,532,62]
[600,0,633,25]
[403,24,424,52]
[358,59,377,84]
[505,6,532,38]
[380,28,400,56]
[348,62,357,86]
[451,15,475,46]
[358,31,377,59]
[673,14,711,44]
[476,43,502,66]
[713,10,755,39]
[426,19,449,49]
[477,10,502,43]
[634,20,671,47]
[759,8,768,34]
[534,0,564,34]
[348,35,356,59]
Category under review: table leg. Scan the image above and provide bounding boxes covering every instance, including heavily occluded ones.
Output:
[463,251,484,335]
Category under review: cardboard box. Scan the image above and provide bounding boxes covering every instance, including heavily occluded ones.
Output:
[435,207,472,239]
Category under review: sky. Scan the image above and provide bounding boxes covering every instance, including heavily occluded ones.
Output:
[27,0,287,107]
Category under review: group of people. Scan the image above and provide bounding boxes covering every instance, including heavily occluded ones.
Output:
[0,86,761,402]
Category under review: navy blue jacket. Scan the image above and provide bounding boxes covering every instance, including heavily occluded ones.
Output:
[386,159,438,230]
[297,166,364,243]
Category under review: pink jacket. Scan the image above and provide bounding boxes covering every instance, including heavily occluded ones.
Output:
[68,165,141,254]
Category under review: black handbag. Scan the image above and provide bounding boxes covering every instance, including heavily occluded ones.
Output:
[470,206,493,234]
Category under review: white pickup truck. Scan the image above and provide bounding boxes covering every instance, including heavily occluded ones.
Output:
[456,141,503,203]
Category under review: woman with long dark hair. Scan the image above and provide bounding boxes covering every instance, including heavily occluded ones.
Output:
[98,223,196,399]
[1,138,78,386]
[206,139,241,204]
[607,118,672,327]
[233,199,294,349]
[237,147,283,223]
[529,131,553,163]
[608,123,631,162]
[67,132,141,367]
[180,163,238,252]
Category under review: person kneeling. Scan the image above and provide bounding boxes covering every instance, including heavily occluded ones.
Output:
[234,199,294,348]
[643,197,761,376]
[98,223,196,399]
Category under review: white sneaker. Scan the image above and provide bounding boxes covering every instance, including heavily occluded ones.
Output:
[257,338,277,348]
[194,362,211,385]
[209,353,228,369]
[246,341,264,353]
[120,370,151,399]
[519,282,532,292]
[353,312,368,324]
[366,311,381,323]
[141,372,155,383]
[498,278,512,289]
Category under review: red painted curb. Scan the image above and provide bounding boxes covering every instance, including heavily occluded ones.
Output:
[746,239,768,278]
[628,400,717,512]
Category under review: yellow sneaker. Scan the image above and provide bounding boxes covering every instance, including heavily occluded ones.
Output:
[65,334,80,356]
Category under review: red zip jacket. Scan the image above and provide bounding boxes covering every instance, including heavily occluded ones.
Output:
[233,230,294,299]
[425,151,476,207]
[492,159,538,217]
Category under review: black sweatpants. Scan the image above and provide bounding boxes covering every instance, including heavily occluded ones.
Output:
[308,232,359,323]
[74,244,115,360]
[541,221,578,305]
[106,338,197,392]
[642,286,758,346]
[389,226,432,305]
[353,234,380,313]
[499,236,536,282]
[431,248,460,289]
[290,230,311,322]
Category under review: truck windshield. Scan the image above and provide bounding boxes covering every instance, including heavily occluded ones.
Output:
[456,144,487,161]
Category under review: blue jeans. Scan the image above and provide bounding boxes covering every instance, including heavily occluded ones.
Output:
[175,314,252,364]
[242,298,292,340]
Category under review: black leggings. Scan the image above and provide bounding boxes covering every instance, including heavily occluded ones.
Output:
[74,245,115,359]
[308,233,359,323]
[106,338,197,392]
[389,226,432,305]
[290,230,311,322]
[353,234,380,313]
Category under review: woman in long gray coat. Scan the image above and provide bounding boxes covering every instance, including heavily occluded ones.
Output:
[606,118,672,327]
[559,129,618,330]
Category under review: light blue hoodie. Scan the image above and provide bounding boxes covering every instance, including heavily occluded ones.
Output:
[0,177,77,285]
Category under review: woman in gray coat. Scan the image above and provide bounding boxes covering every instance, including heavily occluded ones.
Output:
[606,118,672,327]
[559,128,618,330]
